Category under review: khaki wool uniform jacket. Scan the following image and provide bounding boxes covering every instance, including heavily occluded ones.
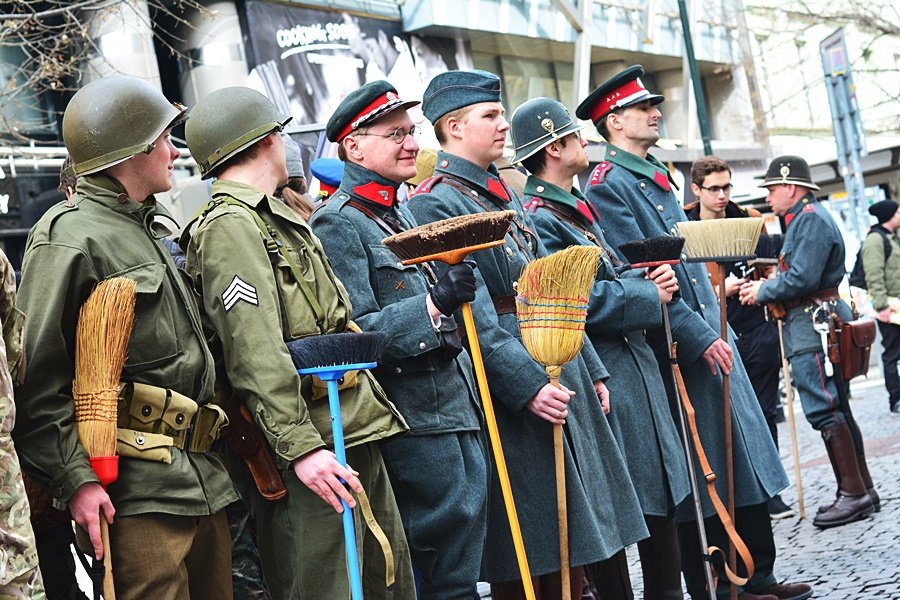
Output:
[183,180,408,464]
[14,174,236,517]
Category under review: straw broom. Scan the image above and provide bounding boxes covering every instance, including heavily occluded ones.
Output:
[676,217,763,600]
[74,277,137,600]
[515,245,601,600]
[383,210,541,600]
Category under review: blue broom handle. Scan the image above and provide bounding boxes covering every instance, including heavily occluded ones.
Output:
[327,378,364,600]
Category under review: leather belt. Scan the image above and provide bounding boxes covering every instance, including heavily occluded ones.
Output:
[783,287,840,309]
[492,294,517,315]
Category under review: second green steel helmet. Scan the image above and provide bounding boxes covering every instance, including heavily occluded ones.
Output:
[62,76,186,177]
[186,87,292,179]
[510,97,583,164]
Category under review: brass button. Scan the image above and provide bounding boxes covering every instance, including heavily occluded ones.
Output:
[175,413,185,425]
[691,278,697,284]
[700,303,706,310]
[505,247,513,257]
[141,405,152,417]
[640,183,647,190]
[536,185,545,193]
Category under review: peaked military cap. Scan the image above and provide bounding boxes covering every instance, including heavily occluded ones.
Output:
[576,65,664,124]
[422,70,501,123]
[510,97,583,164]
[326,80,419,143]
[759,155,820,191]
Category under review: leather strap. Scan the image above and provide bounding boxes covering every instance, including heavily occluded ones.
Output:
[671,360,755,587]
[491,294,517,315]
[355,486,395,588]
[346,199,439,285]
[783,287,840,309]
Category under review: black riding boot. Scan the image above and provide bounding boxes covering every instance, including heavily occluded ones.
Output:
[813,423,875,529]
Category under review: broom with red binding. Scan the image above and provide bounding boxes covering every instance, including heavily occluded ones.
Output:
[382,210,537,600]
[74,277,138,600]
[515,245,602,600]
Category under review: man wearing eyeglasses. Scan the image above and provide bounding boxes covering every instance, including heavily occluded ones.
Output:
[685,156,793,521]
[310,80,489,599]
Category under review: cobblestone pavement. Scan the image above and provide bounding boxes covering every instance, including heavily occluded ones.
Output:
[624,375,900,600]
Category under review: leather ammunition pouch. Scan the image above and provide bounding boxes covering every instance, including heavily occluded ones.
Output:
[116,382,227,463]
[830,318,877,381]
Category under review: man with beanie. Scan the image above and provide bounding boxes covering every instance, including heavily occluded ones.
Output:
[309,79,489,599]
[181,85,414,599]
[861,199,900,414]
[510,96,689,599]
[580,65,809,600]
[741,155,879,530]
[408,69,648,600]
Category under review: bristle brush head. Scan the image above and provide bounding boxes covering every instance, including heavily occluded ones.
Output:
[287,332,389,370]
[618,236,685,267]
[382,211,515,261]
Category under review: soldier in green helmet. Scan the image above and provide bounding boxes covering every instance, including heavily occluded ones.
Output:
[14,75,237,599]
[180,86,414,600]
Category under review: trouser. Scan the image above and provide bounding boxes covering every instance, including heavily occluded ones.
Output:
[380,431,488,600]
[0,567,46,600]
[876,320,900,405]
[735,322,781,447]
[679,502,776,600]
[226,498,270,600]
[789,350,861,436]
[34,522,85,600]
[108,510,232,600]
[241,442,415,600]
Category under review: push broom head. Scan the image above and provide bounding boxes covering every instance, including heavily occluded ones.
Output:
[382,210,516,266]
[287,331,389,372]
[73,277,137,486]
[618,235,685,269]
[676,218,764,263]
[515,246,602,377]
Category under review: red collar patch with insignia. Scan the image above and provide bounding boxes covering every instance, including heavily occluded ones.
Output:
[353,182,396,207]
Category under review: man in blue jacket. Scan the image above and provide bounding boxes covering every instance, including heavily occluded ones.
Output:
[579,65,809,600]
[740,156,878,530]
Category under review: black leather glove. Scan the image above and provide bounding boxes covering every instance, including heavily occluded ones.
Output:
[430,261,477,316]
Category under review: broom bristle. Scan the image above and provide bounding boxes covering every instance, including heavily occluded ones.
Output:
[74,278,137,458]
[287,331,389,371]
[515,246,602,370]
[677,218,763,262]
[382,211,515,261]
[618,236,685,266]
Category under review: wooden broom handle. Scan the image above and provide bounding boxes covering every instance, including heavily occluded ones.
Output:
[716,265,737,600]
[100,517,115,600]
[777,319,805,518]
[549,374,570,600]
[461,302,536,600]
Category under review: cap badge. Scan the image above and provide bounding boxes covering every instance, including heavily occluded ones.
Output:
[386,91,398,102]
[780,164,790,181]
[541,117,555,134]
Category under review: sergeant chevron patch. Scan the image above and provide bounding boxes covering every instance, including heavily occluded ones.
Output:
[222,275,258,312]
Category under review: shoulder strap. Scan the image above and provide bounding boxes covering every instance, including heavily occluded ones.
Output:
[216,195,326,334]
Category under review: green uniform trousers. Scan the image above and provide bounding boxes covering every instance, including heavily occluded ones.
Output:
[107,510,231,600]
[241,442,415,600]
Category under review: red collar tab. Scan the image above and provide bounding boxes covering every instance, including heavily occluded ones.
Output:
[353,181,396,207]
[336,92,401,142]
[785,203,816,227]
[589,79,650,122]
[652,170,671,192]
[486,177,511,203]
[576,199,596,224]
[523,197,543,213]
[589,162,613,186]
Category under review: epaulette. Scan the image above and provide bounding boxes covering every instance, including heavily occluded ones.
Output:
[589,161,614,186]
[802,204,816,213]
[522,197,543,213]
[410,174,445,197]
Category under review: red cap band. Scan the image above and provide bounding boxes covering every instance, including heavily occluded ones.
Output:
[588,79,648,122]
[336,93,395,142]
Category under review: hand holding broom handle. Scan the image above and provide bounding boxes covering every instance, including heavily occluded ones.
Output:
[74,277,138,600]
[383,211,536,600]
[288,331,391,600]
[516,246,602,600]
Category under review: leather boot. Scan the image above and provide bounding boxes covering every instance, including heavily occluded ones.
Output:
[816,427,840,515]
[637,517,683,600]
[813,423,875,529]
[855,447,880,512]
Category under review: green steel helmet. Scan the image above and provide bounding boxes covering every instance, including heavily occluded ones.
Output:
[186,87,292,179]
[510,97,584,165]
[62,76,186,177]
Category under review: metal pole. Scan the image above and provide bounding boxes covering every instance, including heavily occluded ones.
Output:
[677,0,713,156]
